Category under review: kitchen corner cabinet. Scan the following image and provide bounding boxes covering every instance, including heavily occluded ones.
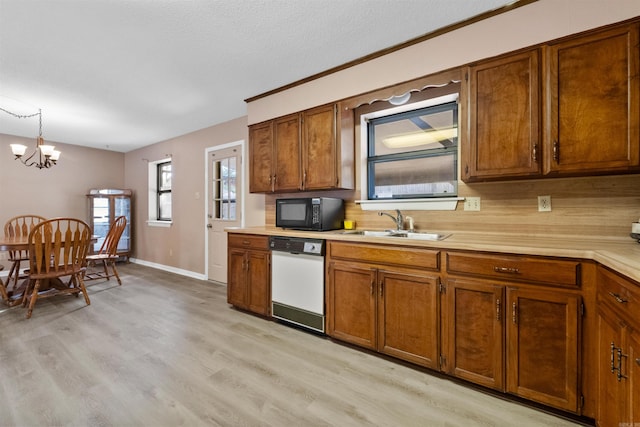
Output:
[326,242,440,369]
[87,188,132,257]
[596,266,640,427]
[544,23,640,176]
[248,102,354,193]
[463,49,541,182]
[227,234,271,316]
[444,251,582,413]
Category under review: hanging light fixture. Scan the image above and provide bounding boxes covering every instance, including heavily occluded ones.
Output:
[1,106,60,169]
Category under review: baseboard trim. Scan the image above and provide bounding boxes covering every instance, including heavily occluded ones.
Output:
[129,258,208,281]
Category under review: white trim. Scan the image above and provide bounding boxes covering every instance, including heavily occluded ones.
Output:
[146,220,172,227]
[130,258,209,281]
[356,197,463,211]
[204,140,245,281]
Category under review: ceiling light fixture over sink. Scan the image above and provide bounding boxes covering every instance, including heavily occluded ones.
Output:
[1,106,60,169]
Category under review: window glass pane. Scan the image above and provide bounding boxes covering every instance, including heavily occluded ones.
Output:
[159,163,171,191]
[372,107,457,157]
[369,153,457,199]
[367,100,458,199]
[213,157,237,220]
[159,193,172,220]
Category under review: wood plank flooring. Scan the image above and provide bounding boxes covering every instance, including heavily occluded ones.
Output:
[0,264,585,426]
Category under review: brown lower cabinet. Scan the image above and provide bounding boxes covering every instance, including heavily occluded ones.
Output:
[326,242,440,369]
[443,278,581,412]
[596,266,640,427]
[227,234,271,316]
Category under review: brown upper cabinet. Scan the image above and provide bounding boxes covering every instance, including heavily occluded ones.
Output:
[463,21,640,182]
[463,49,541,181]
[248,103,354,193]
[544,23,640,176]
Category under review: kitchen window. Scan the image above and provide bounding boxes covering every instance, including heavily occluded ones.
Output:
[357,91,461,210]
[367,97,458,199]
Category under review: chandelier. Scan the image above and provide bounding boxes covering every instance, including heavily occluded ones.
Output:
[1,106,60,169]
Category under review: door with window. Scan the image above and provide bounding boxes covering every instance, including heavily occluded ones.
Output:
[207,145,242,283]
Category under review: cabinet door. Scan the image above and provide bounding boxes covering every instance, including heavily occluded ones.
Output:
[596,305,628,426]
[274,114,301,192]
[377,270,439,369]
[227,249,248,308]
[506,288,580,412]
[248,121,274,193]
[630,329,640,425]
[545,24,640,175]
[444,278,504,391]
[302,104,337,190]
[247,250,271,316]
[464,50,541,181]
[326,262,377,350]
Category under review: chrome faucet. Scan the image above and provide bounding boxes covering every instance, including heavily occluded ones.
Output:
[378,209,404,231]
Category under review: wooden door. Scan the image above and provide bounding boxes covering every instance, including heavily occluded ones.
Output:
[506,288,581,412]
[274,113,301,192]
[248,121,274,193]
[444,278,505,391]
[227,249,248,309]
[302,104,337,190]
[326,261,377,350]
[544,23,640,175]
[596,304,628,426]
[464,49,541,181]
[247,250,271,316]
[377,270,439,369]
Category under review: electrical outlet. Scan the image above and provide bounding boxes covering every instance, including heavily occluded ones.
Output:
[464,197,481,211]
[538,195,552,212]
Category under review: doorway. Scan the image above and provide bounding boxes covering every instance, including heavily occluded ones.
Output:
[206,142,243,283]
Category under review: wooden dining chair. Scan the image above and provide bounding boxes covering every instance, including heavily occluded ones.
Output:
[3,215,47,296]
[84,215,127,285]
[23,218,92,319]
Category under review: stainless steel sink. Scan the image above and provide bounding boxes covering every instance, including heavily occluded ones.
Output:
[338,230,451,241]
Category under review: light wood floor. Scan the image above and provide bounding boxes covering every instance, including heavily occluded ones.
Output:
[0,264,586,426]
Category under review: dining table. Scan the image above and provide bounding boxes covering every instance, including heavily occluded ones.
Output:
[0,234,98,307]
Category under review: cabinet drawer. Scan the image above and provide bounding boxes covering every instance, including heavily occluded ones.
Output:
[328,242,439,271]
[597,266,640,327]
[446,252,580,287]
[228,233,269,250]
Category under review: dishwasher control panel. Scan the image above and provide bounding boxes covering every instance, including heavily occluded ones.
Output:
[269,236,324,256]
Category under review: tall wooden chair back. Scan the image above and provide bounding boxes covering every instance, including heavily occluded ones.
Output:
[23,218,92,318]
[85,215,127,285]
[3,214,47,294]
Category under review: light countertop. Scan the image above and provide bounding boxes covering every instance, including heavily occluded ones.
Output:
[227,226,640,283]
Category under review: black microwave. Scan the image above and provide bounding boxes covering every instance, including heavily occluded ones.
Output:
[275,197,344,231]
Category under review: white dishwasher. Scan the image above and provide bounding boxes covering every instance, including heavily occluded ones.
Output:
[269,236,325,333]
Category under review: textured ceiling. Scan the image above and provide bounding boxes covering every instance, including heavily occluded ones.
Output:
[0,0,514,152]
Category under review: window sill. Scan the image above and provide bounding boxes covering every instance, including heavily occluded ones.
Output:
[356,197,463,211]
[147,220,172,228]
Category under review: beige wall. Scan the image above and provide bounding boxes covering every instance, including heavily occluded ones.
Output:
[123,116,265,276]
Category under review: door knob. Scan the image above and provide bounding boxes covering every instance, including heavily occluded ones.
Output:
[206,223,213,228]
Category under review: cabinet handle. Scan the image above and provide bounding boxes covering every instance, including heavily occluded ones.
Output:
[532,144,538,162]
[617,348,628,382]
[512,302,517,324]
[496,298,501,321]
[380,281,384,297]
[611,342,617,373]
[553,140,559,162]
[608,292,628,304]
[494,266,520,275]
[636,358,640,366]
